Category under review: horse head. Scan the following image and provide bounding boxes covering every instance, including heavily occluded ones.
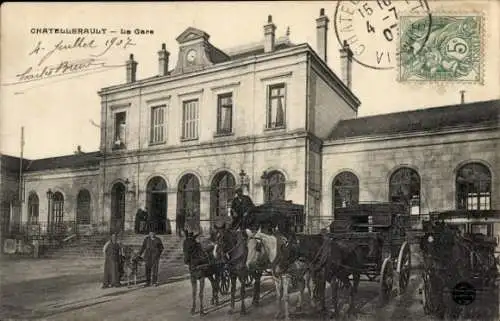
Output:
[246,228,277,271]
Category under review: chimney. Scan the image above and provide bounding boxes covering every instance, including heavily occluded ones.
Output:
[126,54,138,83]
[158,43,170,76]
[339,40,353,89]
[460,90,465,104]
[264,15,276,53]
[316,8,329,62]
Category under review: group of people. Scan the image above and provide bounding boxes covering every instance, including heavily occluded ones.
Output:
[103,187,256,288]
[102,231,164,288]
[134,207,169,235]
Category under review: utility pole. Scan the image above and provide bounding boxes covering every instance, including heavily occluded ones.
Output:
[19,126,24,202]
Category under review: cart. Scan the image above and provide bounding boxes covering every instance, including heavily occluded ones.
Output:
[420,210,500,319]
[329,202,412,303]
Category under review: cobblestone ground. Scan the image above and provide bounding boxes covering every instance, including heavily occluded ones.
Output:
[1,257,498,321]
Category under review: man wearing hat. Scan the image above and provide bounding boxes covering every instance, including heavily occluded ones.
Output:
[230,188,254,231]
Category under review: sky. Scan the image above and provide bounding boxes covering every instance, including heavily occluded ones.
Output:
[1,1,499,159]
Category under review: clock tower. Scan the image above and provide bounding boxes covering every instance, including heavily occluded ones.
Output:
[171,27,230,75]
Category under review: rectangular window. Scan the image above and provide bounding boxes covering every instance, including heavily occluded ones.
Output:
[267,83,286,129]
[217,93,233,133]
[182,99,199,140]
[114,112,126,148]
[150,105,166,144]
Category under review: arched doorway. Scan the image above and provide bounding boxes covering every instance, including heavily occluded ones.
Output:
[77,189,91,224]
[177,174,201,233]
[28,193,40,224]
[146,177,168,234]
[210,171,236,227]
[111,183,126,233]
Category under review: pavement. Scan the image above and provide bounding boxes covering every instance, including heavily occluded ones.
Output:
[0,256,498,321]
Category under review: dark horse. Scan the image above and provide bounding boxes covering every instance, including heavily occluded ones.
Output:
[420,221,472,320]
[213,227,262,315]
[183,232,220,316]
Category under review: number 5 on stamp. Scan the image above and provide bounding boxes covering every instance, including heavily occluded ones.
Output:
[398,14,484,83]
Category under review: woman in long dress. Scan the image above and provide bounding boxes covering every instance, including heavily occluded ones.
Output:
[102,233,121,288]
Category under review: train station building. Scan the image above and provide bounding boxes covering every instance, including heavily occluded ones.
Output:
[1,10,498,240]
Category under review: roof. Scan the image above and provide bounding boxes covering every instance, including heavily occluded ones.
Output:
[24,151,102,172]
[0,154,30,172]
[226,37,296,60]
[329,99,500,140]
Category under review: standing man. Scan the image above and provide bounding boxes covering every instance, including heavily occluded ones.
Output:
[176,210,186,237]
[230,188,255,231]
[139,231,164,287]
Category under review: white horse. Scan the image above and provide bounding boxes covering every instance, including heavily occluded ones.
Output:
[245,229,315,321]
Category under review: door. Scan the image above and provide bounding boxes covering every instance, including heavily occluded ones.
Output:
[111,183,126,233]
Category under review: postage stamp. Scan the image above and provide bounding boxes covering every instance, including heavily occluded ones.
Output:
[398,14,484,83]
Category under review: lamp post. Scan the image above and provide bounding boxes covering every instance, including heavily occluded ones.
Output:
[46,189,53,235]
[239,169,250,195]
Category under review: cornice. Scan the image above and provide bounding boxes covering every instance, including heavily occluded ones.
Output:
[97,44,310,96]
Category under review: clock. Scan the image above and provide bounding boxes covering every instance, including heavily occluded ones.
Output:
[186,49,197,63]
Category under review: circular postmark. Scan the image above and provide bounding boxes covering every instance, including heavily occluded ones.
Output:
[334,0,432,70]
[452,282,476,306]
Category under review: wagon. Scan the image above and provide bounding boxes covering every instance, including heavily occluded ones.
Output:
[329,202,412,303]
[217,199,305,295]
[420,210,500,319]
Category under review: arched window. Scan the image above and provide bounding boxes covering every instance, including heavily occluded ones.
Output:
[77,189,91,224]
[389,167,421,215]
[28,193,39,224]
[210,171,236,220]
[263,170,286,202]
[177,174,201,222]
[332,171,359,211]
[456,163,491,210]
[52,192,64,233]
[111,183,126,233]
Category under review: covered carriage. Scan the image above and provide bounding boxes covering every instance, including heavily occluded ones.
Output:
[329,202,412,303]
[420,210,499,319]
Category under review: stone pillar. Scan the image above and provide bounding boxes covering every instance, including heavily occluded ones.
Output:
[199,187,211,234]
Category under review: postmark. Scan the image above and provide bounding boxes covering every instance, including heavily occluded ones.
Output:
[452,282,476,305]
[398,13,484,83]
[334,0,431,70]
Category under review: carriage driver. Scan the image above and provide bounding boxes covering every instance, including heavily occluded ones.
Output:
[230,187,255,231]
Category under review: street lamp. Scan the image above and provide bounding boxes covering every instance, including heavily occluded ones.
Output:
[124,178,136,201]
[239,169,250,193]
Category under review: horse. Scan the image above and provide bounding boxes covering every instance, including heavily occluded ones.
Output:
[321,235,381,318]
[182,232,221,316]
[420,221,471,320]
[213,227,262,315]
[246,228,324,321]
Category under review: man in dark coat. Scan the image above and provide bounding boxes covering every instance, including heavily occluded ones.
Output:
[139,231,164,287]
[176,211,186,237]
[135,208,147,234]
[102,233,121,288]
[230,188,254,230]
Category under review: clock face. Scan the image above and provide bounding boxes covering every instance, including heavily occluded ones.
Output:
[186,49,197,63]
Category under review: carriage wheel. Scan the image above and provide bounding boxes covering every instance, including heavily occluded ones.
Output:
[397,241,411,295]
[379,258,394,305]
[220,269,230,295]
[421,271,442,316]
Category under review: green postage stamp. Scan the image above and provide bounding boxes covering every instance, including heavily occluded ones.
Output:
[398,14,483,83]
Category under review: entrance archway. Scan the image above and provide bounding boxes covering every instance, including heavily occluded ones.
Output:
[111,183,126,233]
[146,177,169,234]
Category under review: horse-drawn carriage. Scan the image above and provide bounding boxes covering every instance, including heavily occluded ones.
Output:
[420,210,500,319]
[216,200,305,295]
[329,202,412,303]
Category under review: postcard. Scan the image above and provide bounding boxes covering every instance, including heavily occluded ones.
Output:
[1,1,499,321]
